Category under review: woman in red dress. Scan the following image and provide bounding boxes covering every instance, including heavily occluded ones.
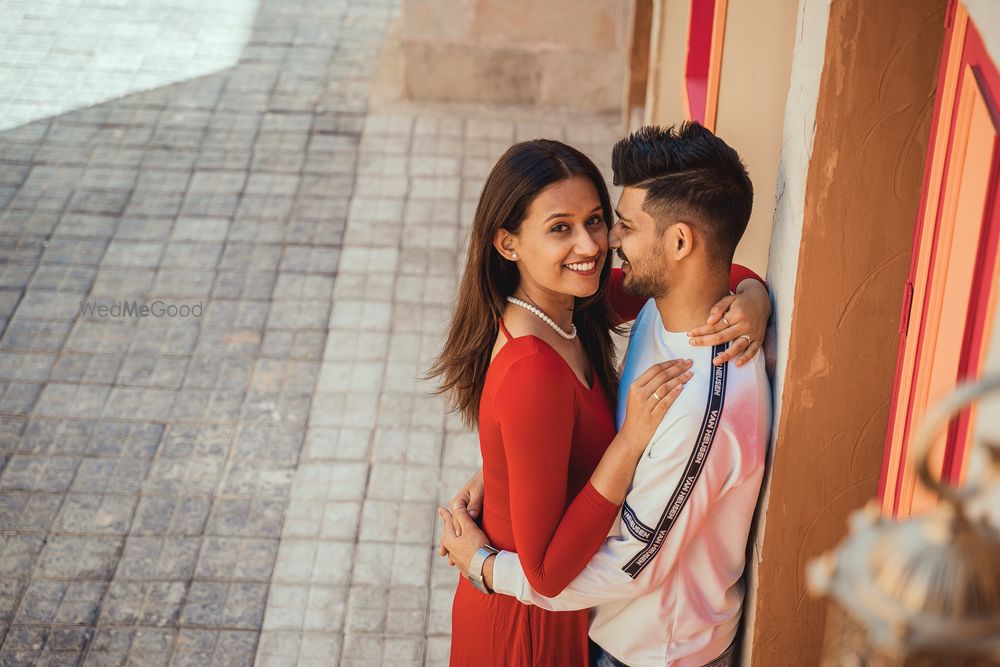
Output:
[428,140,766,666]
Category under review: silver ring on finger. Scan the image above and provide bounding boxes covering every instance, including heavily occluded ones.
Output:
[722,315,732,326]
[739,334,751,344]
[652,391,661,401]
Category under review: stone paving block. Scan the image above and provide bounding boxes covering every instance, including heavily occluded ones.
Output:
[39,239,109,267]
[0,456,80,493]
[290,195,349,224]
[0,624,90,665]
[101,579,186,626]
[101,241,165,269]
[206,496,285,539]
[219,244,283,272]
[13,580,106,625]
[131,495,211,537]
[48,353,121,386]
[259,330,326,361]
[358,500,435,545]
[170,217,229,243]
[0,535,45,582]
[219,459,295,499]
[116,355,189,390]
[195,537,278,582]
[0,381,43,416]
[36,535,122,579]
[272,541,354,587]
[0,237,45,265]
[128,320,200,356]
[355,543,430,589]
[103,387,177,421]
[115,536,200,581]
[114,217,174,242]
[231,422,306,464]
[123,192,184,217]
[144,457,223,496]
[201,299,268,331]
[192,329,260,359]
[0,492,63,533]
[88,267,156,298]
[0,578,25,622]
[54,493,138,534]
[169,387,246,422]
[180,581,267,629]
[0,418,24,458]
[308,391,380,430]
[224,214,282,242]
[85,627,174,667]
[0,263,34,291]
[71,458,149,494]
[63,320,137,355]
[235,194,295,223]
[49,212,117,242]
[13,289,88,322]
[171,628,257,667]
[284,498,361,541]
[161,242,224,270]
[150,269,215,298]
[66,188,131,216]
[300,427,370,462]
[28,264,97,293]
[158,423,234,458]
[289,461,368,502]
[328,300,391,333]
[265,299,330,330]
[279,245,341,274]
[88,421,164,459]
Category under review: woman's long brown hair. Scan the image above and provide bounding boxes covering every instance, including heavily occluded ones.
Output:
[427,140,621,428]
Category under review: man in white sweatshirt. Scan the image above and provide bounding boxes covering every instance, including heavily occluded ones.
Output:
[439,123,772,667]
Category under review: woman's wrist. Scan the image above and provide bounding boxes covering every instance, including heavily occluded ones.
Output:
[614,426,647,454]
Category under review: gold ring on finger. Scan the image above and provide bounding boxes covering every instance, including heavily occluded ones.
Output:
[652,391,661,401]
[722,315,731,326]
[739,334,751,344]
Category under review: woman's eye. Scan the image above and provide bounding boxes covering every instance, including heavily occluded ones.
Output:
[551,224,568,233]
[586,216,604,226]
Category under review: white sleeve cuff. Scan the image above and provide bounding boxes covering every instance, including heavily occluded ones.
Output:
[491,550,522,597]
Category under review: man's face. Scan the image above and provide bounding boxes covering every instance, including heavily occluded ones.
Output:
[610,187,670,298]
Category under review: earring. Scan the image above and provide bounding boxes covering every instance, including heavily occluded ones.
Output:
[511,252,518,260]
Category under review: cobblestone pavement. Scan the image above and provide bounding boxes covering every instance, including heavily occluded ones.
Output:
[0,1,619,665]
[0,0,257,132]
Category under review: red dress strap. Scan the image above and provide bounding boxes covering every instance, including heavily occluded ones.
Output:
[498,316,515,342]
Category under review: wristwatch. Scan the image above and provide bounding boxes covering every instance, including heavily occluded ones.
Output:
[465,545,500,594]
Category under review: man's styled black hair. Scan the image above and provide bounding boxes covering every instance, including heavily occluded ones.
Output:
[611,122,753,264]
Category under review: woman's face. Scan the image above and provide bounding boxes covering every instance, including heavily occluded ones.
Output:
[506,175,609,300]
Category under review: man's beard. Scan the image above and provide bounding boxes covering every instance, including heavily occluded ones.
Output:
[621,249,668,298]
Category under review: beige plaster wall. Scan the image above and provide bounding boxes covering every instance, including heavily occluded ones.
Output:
[644,0,796,275]
[645,0,689,126]
[715,1,799,275]
[400,0,631,112]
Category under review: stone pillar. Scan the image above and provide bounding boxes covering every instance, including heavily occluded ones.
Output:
[400,0,631,113]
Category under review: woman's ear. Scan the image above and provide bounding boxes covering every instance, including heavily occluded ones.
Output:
[493,229,518,261]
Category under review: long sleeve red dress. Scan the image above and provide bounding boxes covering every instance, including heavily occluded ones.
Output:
[448,265,763,667]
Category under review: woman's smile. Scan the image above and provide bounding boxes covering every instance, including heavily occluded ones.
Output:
[564,257,601,276]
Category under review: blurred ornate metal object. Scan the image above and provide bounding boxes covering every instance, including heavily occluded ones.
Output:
[807,376,1000,666]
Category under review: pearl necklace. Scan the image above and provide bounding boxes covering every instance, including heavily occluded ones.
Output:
[506,296,577,340]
